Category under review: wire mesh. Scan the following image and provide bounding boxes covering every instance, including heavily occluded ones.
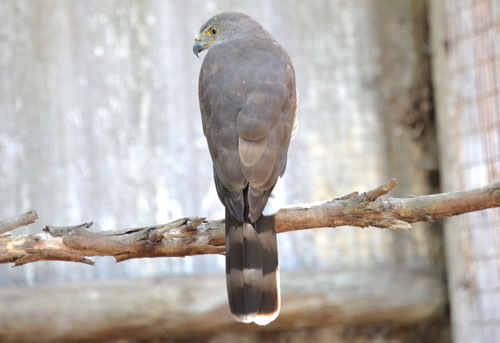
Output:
[446,0,500,340]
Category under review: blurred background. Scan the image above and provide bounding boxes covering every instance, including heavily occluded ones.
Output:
[0,0,499,342]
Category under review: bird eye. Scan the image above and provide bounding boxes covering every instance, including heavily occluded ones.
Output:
[209,26,218,36]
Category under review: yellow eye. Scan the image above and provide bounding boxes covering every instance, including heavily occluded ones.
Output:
[209,26,218,36]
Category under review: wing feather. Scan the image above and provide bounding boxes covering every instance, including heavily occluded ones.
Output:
[199,36,297,221]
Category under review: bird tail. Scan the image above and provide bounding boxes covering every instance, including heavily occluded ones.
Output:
[225,210,280,325]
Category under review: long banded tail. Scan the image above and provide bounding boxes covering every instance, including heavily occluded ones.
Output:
[225,210,280,325]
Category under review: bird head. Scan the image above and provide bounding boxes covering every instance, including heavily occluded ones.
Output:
[193,12,268,58]
[193,24,219,58]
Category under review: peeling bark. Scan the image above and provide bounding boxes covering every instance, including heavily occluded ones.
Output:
[1,180,499,266]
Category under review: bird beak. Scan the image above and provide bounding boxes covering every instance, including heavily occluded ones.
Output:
[193,35,204,58]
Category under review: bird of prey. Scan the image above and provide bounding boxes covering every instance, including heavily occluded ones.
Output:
[193,12,297,325]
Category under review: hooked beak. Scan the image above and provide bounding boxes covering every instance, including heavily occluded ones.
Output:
[193,42,204,58]
[193,35,205,58]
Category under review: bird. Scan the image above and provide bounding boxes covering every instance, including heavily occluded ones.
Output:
[193,12,297,325]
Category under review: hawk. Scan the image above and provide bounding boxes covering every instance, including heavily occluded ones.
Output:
[193,12,297,325]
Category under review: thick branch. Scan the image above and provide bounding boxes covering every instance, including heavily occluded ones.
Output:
[1,179,499,265]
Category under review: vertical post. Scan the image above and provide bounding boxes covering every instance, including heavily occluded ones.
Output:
[430,1,500,342]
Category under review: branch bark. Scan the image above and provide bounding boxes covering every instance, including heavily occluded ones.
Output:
[1,179,499,266]
[0,209,38,235]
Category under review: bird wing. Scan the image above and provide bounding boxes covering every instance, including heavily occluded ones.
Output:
[198,37,297,222]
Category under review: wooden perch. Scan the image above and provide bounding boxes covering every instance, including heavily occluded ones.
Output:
[0,266,446,341]
[1,179,499,266]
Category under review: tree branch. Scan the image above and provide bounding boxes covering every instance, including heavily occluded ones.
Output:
[0,209,38,235]
[1,179,499,266]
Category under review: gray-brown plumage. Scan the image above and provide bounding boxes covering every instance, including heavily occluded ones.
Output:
[193,12,297,325]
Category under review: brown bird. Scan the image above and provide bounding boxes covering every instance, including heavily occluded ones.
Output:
[193,12,297,325]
